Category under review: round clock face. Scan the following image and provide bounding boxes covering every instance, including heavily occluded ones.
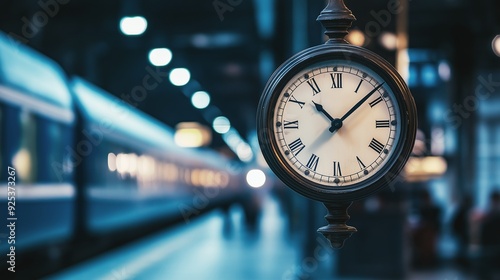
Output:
[273,60,402,187]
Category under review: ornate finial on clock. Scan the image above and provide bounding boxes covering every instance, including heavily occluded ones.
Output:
[317,0,356,43]
[317,202,357,249]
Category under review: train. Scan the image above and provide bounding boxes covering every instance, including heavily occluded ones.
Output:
[0,32,261,276]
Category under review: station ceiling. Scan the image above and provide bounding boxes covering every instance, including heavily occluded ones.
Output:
[1,0,498,157]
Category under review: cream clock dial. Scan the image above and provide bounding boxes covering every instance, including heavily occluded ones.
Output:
[274,61,401,187]
[257,44,416,203]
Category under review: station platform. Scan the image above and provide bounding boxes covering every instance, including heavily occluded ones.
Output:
[47,195,472,280]
[48,196,309,280]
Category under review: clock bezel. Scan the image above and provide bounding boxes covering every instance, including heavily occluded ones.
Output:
[257,43,417,203]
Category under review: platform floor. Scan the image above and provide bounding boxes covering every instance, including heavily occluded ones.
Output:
[47,195,474,280]
[48,196,309,280]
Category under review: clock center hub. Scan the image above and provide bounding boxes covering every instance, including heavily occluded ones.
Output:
[330,119,343,132]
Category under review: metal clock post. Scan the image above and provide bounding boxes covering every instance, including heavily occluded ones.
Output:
[257,0,417,249]
[316,0,359,250]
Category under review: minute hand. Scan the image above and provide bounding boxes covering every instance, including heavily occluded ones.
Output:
[340,82,385,122]
[329,83,385,133]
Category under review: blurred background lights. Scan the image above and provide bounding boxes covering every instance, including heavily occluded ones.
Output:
[108,153,117,171]
[246,169,266,188]
[174,122,212,148]
[191,91,211,109]
[379,32,398,51]
[421,64,438,87]
[116,153,129,174]
[148,48,172,66]
[438,61,451,81]
[222,129,254,162]
[346,29,365,46]
[169,68,191,86]
[212,116,231,134]
[492,35,500,57]
[13,148,31,181]
[119,16,148,36]
[191,33,211,48]
[236,142,253,162]
[224,130,241,147]
[404,156,448,182]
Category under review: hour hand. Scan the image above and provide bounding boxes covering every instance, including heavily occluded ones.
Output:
[312,101,335,122]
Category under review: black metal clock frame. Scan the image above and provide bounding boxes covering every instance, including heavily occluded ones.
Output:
[257,0,417,248]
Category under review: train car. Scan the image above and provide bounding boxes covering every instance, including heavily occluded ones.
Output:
[70,77,247,237]
[0,31,253,276]
[0,32,76,255]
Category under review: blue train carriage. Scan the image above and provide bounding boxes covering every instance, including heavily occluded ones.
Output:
[70,77,245,236]
[0,32,76,255]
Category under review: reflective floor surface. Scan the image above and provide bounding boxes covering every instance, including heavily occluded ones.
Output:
[47,195,475,280]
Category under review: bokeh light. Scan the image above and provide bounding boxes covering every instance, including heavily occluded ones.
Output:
[119,16,148,36]
[191,91,211,109]
[148,48,172,66]
[169,68,191,86]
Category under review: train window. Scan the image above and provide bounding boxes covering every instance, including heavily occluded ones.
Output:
[101,143,179,190]
[0,106,22,182]
[87,140,132,188]
[37,116,72,182]
[13,110,37,183]
[0,108,36,183]
[0,105,3,177]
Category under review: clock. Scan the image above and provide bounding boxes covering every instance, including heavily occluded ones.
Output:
[257,0,417,248]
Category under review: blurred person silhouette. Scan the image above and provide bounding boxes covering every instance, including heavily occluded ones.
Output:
[411,189,442,269]
[451,195,473,267]
[478,191,500,279]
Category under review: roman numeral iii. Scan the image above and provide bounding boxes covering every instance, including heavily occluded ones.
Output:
[376,120,390,128]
